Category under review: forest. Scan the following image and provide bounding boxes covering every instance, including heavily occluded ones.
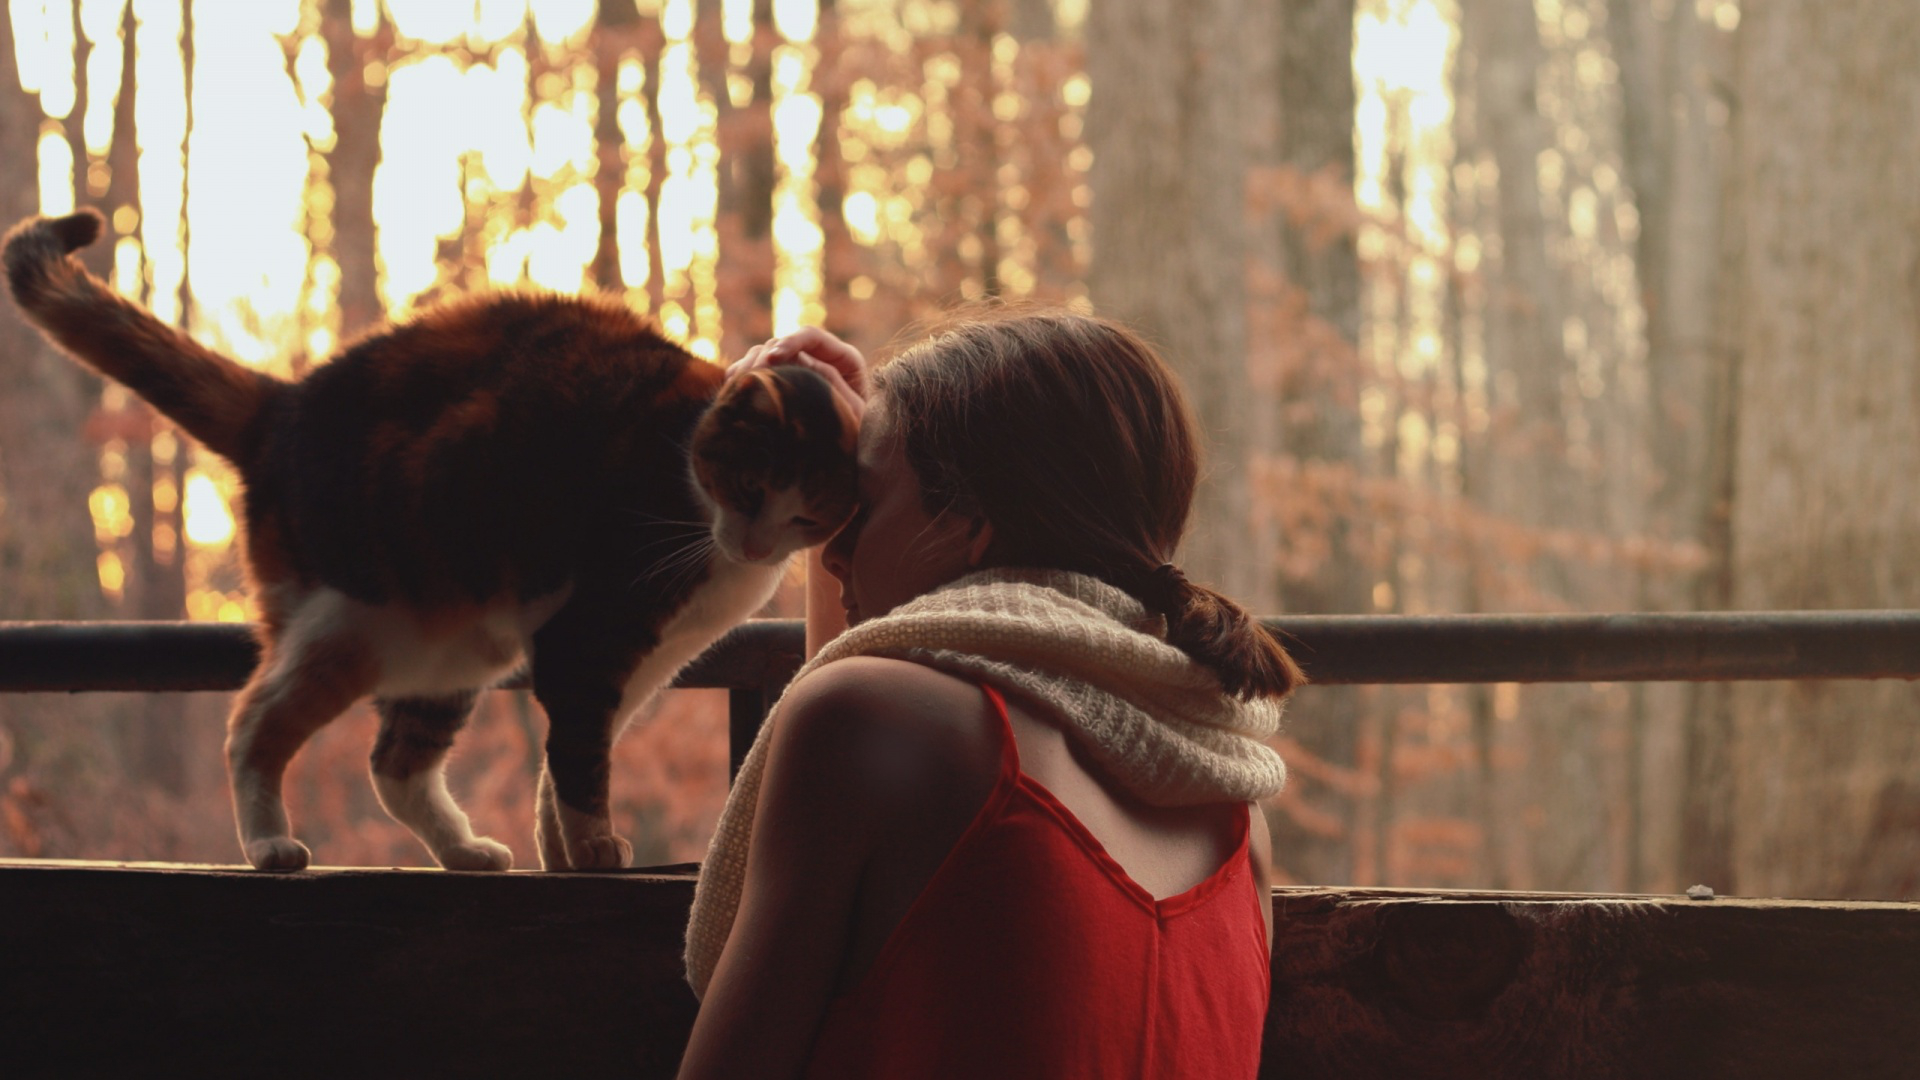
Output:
[0,0,1914,902]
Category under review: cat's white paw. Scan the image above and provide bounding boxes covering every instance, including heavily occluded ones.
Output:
[245,836,311,871]
[439,837,514,872]
[566,833,633,871]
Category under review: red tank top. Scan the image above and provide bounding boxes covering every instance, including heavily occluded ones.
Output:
[801,685,1271,1080]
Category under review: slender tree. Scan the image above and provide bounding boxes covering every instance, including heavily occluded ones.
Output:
[1248,0,1368,885]
[1084,0,1267,607]
[1457,0,1640,891]
[1605,0,1734,894]
[322,0,385,337]
[1715,0,1920,900]
[0,6,110,623]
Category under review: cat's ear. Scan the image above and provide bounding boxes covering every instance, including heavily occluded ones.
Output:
[743,369,787,423]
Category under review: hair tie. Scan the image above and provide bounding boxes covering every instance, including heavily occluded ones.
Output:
[1134,561,1189,613]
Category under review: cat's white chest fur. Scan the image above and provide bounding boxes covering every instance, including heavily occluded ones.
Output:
[609,554,786,722]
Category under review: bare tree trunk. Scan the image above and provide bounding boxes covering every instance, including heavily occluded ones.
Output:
[87,0,189,794]
[0,3,126,849]
[323,0,385,337]
[595,0,646,296]
[1457,0,1636,892]
[815,0,854,340]
[1718,0,1920,900]
[1247,0,1366,885]
[1085,0,1265,608]
[1607,0,1737,895]
[712,0,775,357]
[957,0,1002,298]
[0,10,109,623]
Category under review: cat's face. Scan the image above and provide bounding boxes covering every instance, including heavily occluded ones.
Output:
[689,364,861,565]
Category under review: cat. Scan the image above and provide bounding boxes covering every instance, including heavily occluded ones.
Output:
[3,208,859,872]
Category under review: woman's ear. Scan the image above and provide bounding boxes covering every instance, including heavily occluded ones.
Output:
[964,517,995,568]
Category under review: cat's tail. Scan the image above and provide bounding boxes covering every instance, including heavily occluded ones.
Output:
[3,208,287,466]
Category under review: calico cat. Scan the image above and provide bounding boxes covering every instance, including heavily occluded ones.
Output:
[3,208,858,872]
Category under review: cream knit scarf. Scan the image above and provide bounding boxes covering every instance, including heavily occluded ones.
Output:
[682,567,1290,997]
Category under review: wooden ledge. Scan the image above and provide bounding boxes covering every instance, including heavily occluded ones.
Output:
[2,860,1917,1078]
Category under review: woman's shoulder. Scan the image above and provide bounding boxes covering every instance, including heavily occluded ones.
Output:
[769,657,1002,803]
[781,655,983,718]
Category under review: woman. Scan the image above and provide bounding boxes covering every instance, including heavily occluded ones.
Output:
[676,310,1302,1079]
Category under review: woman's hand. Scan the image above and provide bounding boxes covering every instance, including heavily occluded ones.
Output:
[728,327,870,422]
[730,328,870,658]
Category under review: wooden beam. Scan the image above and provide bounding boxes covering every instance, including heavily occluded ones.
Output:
[1264,887,1920,1078]
[2,861,1916,1078]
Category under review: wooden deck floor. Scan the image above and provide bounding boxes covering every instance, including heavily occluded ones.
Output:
[2,859,1917,1078]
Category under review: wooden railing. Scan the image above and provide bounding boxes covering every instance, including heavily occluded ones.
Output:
[2,612,1918,1078]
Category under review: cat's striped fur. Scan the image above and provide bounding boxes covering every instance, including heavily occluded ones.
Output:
[3,208,858,871]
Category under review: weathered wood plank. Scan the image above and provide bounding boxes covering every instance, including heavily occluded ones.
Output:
[1264,888,1920,1079]
[0,860,702,1079]
[1,862,1916,1078]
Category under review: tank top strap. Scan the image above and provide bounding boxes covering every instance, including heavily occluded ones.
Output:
[978,683,1023,788]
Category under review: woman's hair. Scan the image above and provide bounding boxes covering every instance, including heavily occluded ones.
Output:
[873,305,1306,700]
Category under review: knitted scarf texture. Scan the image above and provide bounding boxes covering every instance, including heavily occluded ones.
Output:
[682,567,1289,997]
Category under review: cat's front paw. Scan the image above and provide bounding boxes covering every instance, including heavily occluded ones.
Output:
[566,833,633,871]
[440,837,514,871]
[245,836,312,871]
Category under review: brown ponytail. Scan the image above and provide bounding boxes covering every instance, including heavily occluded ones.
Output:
[875,305,1306,700]
[1122,563,1307,700]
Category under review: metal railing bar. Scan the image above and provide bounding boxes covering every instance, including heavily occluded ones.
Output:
[0,619,804,695]
[2,610,1916,695]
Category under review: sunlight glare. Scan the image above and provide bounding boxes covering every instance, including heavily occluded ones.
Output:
[37,125,75,215]
[9,1,48,94]
[186,0,310,367]
[1355,0,1450,94]
[374,54,468,310]
[383,0,468,45]
[651,16,722,356]
[182,470,235,548]
[88,483,134,542]
[769,3,822,335]
[80,0,127,158]
[613,54,653,298]
[132,0,187,325]
[21,0,79,118]
[468,48,533,190]
[530,0,597,48]
[475,0,530,43]
[293,34,335,151]
[530,99,595,179]
[722,0,753,44]
[616,189,651,288]
[772,0,818,42]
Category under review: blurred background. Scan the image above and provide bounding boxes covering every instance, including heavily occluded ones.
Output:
[0,0,1914,899]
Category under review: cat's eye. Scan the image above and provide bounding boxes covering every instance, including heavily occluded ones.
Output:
[790,515,818,528]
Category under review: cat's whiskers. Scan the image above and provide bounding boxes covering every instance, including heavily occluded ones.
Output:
[631,527,714,561]
[623,508,712,529]
[633,531,720,593]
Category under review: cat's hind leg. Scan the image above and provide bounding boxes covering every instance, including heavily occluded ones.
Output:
[225,631,376,871]
[370,692,513,871]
